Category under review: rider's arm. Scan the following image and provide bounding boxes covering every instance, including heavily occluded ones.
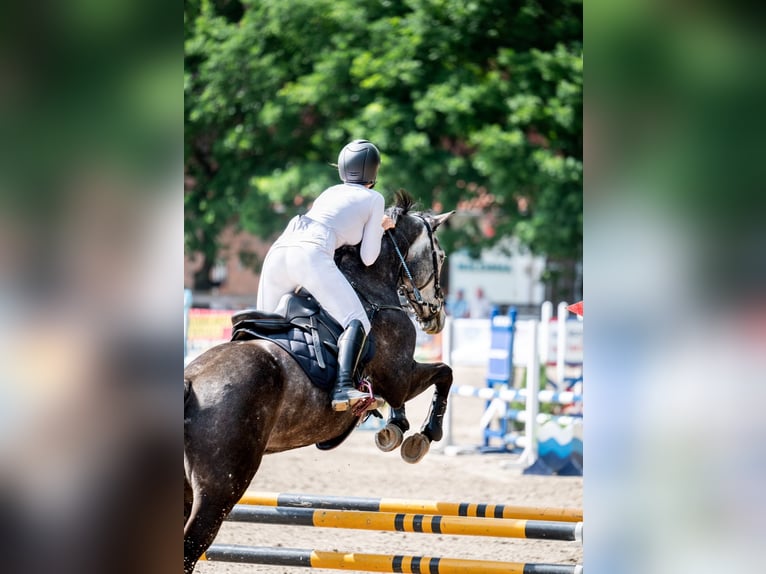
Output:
[359,192,386,266]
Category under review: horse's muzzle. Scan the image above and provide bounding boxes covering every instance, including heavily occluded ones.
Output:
[420,308,447,335]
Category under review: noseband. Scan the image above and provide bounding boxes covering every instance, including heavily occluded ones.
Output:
[386,215,444,323]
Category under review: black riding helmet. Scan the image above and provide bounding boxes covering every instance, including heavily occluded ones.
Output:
[337,139,380,186]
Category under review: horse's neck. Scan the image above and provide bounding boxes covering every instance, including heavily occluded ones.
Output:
[341,250,401,309]
[350,269,400,308]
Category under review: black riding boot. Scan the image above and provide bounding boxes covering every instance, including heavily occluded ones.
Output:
[331,320,369,411]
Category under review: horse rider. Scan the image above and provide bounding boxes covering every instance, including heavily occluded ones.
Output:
[256,139,395,411]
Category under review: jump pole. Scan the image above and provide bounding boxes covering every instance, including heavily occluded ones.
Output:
[449,385,582,405]
[201,544,584,574]
[227,505,584,543]
[239,490,583,522]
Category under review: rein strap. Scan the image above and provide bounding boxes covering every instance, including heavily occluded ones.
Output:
[415,214,443,302]
[386,229,425,304]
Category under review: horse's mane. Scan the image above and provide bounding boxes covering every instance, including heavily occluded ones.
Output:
[394,189,416,213]
[388,189,418,222]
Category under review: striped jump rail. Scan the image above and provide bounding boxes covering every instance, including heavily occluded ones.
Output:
[202,544,583,574]
[239,491,583,523]
[227,505,584,542]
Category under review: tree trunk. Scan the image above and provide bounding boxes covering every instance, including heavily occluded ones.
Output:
[193,257,216,291]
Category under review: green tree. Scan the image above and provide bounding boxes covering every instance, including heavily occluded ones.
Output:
[185,0,582,299]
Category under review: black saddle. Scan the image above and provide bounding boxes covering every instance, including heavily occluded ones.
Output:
[230,290,371,391]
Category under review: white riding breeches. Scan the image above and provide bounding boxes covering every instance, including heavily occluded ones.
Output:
[256,217,371,333]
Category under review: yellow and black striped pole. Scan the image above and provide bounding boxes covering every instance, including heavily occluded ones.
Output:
[239,490,583,522]
[227,505,583,542]
[200,544,584,574]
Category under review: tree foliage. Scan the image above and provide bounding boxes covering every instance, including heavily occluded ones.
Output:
[185,0,582,293]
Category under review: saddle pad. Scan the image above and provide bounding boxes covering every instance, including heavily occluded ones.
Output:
[233,326,338,391]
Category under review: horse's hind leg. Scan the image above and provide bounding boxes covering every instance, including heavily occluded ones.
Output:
[184,446,267,573]
[184,486,221,574]
[183,375,281,572]
[184,495,228,572]
[400,362,453,464]
[184,476,193,526]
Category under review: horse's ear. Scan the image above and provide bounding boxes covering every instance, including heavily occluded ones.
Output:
[430,211,455,230]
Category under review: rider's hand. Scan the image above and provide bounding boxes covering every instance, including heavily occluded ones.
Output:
[381,215,395,230]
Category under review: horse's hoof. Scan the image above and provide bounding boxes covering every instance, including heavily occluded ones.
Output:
[375,423,404,452]
[400,433,430,464]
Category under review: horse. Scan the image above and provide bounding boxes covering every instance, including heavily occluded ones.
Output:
[183,190,454,573]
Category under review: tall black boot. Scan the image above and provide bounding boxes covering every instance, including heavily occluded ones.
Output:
[331,319,368,411]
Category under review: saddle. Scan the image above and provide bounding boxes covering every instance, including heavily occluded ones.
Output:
[230,290,371,392]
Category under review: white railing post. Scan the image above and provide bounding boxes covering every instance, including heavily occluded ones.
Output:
[539,300,553,365]
[517,319,540,468]
[440,316,454,450]
[556,301,569,387]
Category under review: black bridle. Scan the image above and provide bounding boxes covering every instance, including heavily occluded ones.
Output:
[386,214,444,323]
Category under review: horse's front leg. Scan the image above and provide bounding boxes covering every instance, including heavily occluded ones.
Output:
[374,406,410,452]
[399,362,453,464]
[419,366,452,442]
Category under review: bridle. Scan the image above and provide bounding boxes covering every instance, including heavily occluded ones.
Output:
[386,214,444,324]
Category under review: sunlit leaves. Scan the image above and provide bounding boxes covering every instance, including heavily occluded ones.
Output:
[185,0,582,287]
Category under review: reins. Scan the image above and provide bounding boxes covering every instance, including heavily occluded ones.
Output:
[349,214,444,325]
[385,216,443,322]
[352,287,405,323]
[349,214,442,321]
[386,229,425,305]
[414,214,444,303]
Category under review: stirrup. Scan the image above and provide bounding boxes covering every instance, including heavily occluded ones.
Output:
[331,388,368,412]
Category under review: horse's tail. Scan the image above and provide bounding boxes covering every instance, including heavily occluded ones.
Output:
[184,378,193,407]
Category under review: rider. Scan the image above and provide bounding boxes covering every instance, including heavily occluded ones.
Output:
[256,139,395,411]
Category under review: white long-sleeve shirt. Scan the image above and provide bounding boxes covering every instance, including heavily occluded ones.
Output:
[303,183,386,265]
[256,182,386,332]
